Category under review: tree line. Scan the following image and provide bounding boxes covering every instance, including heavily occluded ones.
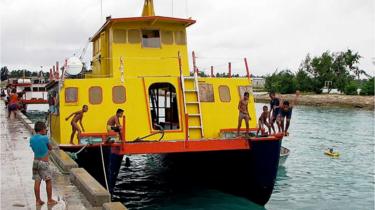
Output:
[265,49,374,95]
[1,66,50,81]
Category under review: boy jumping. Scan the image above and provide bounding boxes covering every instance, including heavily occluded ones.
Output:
[65,105,88,144]
[30,121,57,206]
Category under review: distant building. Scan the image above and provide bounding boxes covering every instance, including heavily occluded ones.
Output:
[252,77,265,88]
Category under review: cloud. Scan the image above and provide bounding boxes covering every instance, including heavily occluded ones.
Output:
[1,0,374,76]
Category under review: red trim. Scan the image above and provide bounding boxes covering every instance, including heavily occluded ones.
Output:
[10,83,32,87]
[60,135,282,155]
[122,115,126,151]
[244,58,250,80]
[228,62,232,78]
[21,99,48,104]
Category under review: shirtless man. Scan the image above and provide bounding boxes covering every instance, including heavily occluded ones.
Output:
[237,92,251,137]
[65,105,88,144]
[269,91,280,133]
[107,109,124,141]
[256,105,271,136]
[278,91,300,136]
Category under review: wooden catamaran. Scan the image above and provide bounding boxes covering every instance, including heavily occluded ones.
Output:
[47,0,284,205]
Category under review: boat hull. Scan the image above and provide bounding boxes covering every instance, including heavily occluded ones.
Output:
[162,138,282,206]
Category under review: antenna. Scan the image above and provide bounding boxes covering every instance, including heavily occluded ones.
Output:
[185,0,188,17]
[100,0,103,23]
[171,0,174,16]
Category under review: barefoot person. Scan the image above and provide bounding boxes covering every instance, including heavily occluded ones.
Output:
[237,92,251,137]
[107,108,124,142]
[7,89,19,118]
[65,105,88,144]
[256,105,272,137]
[269,91,280,133]
[278,91,300,136]
[30,121,58,206]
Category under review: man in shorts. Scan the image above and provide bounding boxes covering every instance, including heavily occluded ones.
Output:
[269,91,281,133]
[107,108,124,141]
[278,91,300,136]
[65,105,88,144]
[30,121,57,206]
[237,92,252,137]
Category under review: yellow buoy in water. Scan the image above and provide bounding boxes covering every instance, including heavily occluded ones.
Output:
[324,150,340,157]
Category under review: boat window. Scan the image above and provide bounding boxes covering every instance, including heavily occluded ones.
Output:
[174,31,186,45]
[199,83,215,102]
[33,87,38,91]
[161,30,173,45]
[24,87,31,91]
[89,86,102,105]
[113,29,127,43]
[219,85,231,102]
[65,87,78,103]
[148,83,179,130]
[142,30,161,48]
[112,86,126,104]
[128,29,141,44]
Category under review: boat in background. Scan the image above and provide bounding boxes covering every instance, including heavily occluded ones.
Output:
[7,77,49,112]
[279,146,290,165]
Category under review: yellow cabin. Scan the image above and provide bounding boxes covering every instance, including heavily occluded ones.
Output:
[49,0,256,145]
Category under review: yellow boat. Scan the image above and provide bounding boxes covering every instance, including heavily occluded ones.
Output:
[46,0,284,205]
[324,150,340,157]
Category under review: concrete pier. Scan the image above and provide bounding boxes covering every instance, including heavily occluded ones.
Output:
[0,104,95,209]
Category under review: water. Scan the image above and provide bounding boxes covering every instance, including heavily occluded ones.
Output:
[26,104,375,209]
[25,110,47,123]
[113,104,375,210]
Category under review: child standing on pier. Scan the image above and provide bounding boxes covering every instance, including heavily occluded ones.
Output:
[30,121,57,206]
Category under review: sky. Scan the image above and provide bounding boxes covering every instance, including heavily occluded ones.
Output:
[1,0,374,76]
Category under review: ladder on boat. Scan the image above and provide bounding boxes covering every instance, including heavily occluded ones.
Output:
[181,72,204,139]
[179,51,204,139]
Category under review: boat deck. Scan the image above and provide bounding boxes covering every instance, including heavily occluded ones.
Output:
[61,128,283,155]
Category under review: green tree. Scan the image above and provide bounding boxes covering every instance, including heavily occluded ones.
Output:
[344,80,359,95]
[265,70,296,94]
[295,69,314,92]
[1,66,9,81]
[360,78,374,95]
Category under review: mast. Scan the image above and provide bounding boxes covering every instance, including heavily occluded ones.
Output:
[142,0,155,16]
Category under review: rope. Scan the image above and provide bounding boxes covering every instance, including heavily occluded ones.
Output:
[134,124,165,142]
[100,143,110,201]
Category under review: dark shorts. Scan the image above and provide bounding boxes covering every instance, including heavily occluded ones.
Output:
[107,125,120,132]
[8,104,18,111]
[280,109,292,119]
[32,160,52,181]
[271,108,280,120]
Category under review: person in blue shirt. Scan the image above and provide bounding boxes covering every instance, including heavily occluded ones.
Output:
[29,121,57,206]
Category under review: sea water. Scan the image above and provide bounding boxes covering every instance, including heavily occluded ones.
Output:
[26,104,375,209]
[113,104,374,210]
